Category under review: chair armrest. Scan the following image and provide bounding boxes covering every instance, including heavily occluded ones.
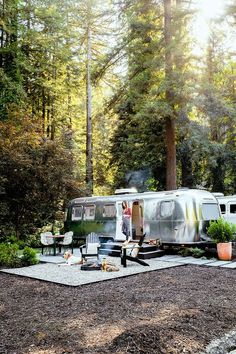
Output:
[79,244,86,254]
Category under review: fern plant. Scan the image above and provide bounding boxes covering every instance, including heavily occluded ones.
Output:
[207,218,236,243]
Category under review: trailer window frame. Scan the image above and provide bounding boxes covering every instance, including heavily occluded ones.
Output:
[160,200,175,218]
[72,205,83,221]
[84,204,96,220]
[220,204,226,214]
[103,204,116,218]
[229,203,236,214]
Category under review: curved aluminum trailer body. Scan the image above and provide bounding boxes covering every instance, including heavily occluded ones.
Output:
[64,189,220,244]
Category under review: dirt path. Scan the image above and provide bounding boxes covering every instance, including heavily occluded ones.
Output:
[0,265,236,354]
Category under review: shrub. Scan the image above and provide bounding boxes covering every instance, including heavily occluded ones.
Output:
[178,248,192,257]
[5,236,26,249]
[189,247,205,258]
[0,243,21,268]
[25,234,41,248]
[207,218,236,243]
[21,247,39,266]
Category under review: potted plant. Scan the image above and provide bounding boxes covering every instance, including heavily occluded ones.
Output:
[207,218,236,261]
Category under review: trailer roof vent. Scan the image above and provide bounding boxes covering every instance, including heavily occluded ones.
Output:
[212,192,224,197]
[115,188,138,195]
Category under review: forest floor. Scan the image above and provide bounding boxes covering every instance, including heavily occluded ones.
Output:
[1,265,236,354]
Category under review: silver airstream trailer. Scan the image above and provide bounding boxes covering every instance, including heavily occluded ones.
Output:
[64,188,220,245]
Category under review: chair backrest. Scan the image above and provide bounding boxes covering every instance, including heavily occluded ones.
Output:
[86,233,100,254]
[41,232,53,245]
[62,231,73,245]
[40,233,47,245]
[45,232,53,245]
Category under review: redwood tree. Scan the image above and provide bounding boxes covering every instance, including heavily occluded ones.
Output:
[164,0,176,190]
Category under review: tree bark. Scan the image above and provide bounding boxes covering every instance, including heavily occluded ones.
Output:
[86,0,93,195]
[164,0,177,190]
[0,0,4,68]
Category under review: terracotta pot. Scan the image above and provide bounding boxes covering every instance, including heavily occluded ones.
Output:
[217,242,232,261]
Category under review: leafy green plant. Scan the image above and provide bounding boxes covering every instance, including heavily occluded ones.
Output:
[178,247,192,257]
[25,234,41,248]
[189,247,205,258]
[21,247,39,266]
[5,235,18,244]
[0,243,21,268]
[207,218,236,243]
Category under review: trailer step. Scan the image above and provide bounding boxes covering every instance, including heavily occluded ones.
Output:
[99,242,165,260]
[138,249,165,259]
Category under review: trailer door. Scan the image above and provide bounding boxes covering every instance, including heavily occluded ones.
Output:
[115,201,126,241]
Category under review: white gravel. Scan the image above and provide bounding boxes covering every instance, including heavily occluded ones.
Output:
[1,249,235,287]
[0,255,182,286]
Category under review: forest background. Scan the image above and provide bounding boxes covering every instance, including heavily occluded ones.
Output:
[1,0,236,241]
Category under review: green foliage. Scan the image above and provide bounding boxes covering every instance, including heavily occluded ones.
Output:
[207,218,236,243]
[178,247,192,257]
[1,0,236,236]
[178,247,205,258]
[189,247,205,258]
[109,0,195,190]
[0,115,81,240]
[0,243,21,268]
[21,247,39,266]
[24,235,41,248]
[0,243,39,267]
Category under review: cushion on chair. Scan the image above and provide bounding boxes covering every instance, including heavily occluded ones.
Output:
[86,242,100,254]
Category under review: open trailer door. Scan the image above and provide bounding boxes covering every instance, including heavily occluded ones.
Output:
[115,201,126,241]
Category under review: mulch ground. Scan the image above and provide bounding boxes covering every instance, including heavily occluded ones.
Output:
[1,265,236,354]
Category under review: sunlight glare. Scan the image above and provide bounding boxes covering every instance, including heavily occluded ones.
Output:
[197,0,225,20]
[192,0,228,46]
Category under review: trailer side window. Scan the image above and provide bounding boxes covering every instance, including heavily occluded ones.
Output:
[160,201,174,218]
[230,204,236,213]
[72,205,83,221]
[202,203,220,220]
[220,204,226,214]
[103,204,116,218]
[84,205,95,220]
[145,200,158,220]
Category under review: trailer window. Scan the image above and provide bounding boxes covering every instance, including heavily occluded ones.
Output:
[160,201,174,218]
[103,204,116,218]
[145,200,158,220]
[220,204,226,214]
[202,203,220,220]
[84,205,95,220]
[72,205,83,221]
[230,204,236,213]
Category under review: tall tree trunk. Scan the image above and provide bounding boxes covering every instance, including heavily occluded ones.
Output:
[164,0,177,190]
[206,42,218,141]
[23,0,31,94]
[86,0,93,195]
[0,0,4,68]
[175,0,193,187]
[42,88,46,135]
